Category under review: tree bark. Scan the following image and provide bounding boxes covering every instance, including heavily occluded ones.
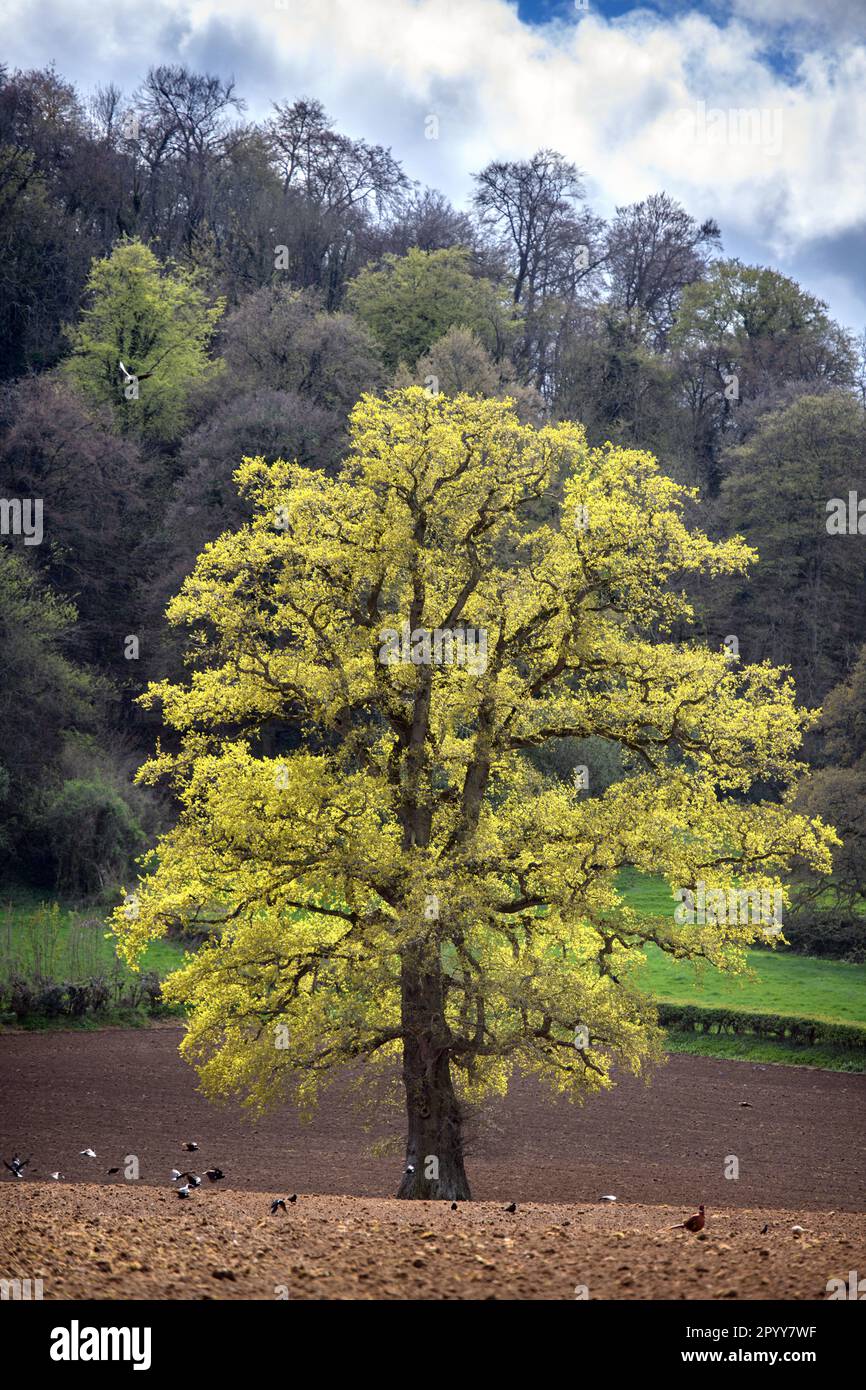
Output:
[396,951,471,1200]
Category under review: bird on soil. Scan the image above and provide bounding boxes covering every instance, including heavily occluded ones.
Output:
[3,1155,29,1178]
[177,1184,192,1199]
[504,1202,517,1214]
[205,1168,225,1183]
[668,1204,705,1233]
[451,1202,458,1211]
[760,1224,769,1235]
[271,1198,288,1214]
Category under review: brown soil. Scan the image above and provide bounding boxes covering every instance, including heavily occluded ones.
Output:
[1,1027,863,1299]
[1,1186,862,1300]
[0,1026,863,1208]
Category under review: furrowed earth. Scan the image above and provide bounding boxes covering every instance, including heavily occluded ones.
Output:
[1,1027,864,1299]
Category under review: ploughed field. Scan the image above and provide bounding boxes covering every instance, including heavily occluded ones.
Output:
[1,1026,864,1208]
[1,1026,864,1299]
[2,1186,864,1300]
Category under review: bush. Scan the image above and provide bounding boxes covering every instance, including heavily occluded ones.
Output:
[657,1001,866,1049]
[0,968,163,1023]
[35,778,145,897]
[777,904,866,962]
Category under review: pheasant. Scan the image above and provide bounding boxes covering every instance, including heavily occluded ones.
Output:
[668,1203,705,1233]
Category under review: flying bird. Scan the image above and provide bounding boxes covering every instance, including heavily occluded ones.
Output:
[3,1155,29,1178]
[80,1148,96,1159]
[177,1172,201,1187]
[600,1194,617,1203]
[106,1167,121,1176]
[170,1169,182,1182]
[181,1142,199,1152]
[118,361,152,384]
[669,1204,706,1233]
[49,1172,63,1181]
[271,1198,288,1214]
[177,1184,192,1199]
[504,1202,517,1214]
[205,1168,225,1183]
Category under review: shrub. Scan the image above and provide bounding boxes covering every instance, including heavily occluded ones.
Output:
[0,967,164,1022]
[777,904,866,962]
[657,1002,866,1049]
[36,778,145,897]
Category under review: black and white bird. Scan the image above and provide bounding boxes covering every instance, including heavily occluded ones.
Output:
[3,1154,29,1178]
[177,1172,201,1188]
[118,361,152,384]
[49,1172,63,1181]
[177,1184,192,1199]
[600,1194,617,1203]
[106,1167,121,1176]
[181,1141,199,1153]
[504,1202,517,1214]
[271,1198,288,1214]
[170,1169,182,1183]
[80,1148,97,1159]
[204,1168,225,1183]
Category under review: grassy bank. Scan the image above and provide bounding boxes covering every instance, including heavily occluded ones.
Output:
[0,892,187,1027]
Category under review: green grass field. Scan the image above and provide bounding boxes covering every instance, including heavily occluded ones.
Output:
[0,892,187,994]
[617,868,866,1067]
[617,868,866,1026]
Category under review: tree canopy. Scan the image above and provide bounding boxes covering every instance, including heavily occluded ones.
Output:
[114,388,834,1198]
[63,237,224,441]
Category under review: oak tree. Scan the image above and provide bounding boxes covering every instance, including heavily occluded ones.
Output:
[115,388,834,1198]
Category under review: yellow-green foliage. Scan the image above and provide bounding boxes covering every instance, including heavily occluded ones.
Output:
[113,388,836,1114]
[64,238,224,440]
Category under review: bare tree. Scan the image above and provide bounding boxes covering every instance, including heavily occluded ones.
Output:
[472,149,602,307]
[606,192,721,348]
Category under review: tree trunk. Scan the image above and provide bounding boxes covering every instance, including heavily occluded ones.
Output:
[396,952,471,1201]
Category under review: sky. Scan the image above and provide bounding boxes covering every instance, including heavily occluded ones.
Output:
[2,0,864,333]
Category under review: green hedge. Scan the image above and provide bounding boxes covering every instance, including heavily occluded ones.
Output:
[657,1002,866,1050]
